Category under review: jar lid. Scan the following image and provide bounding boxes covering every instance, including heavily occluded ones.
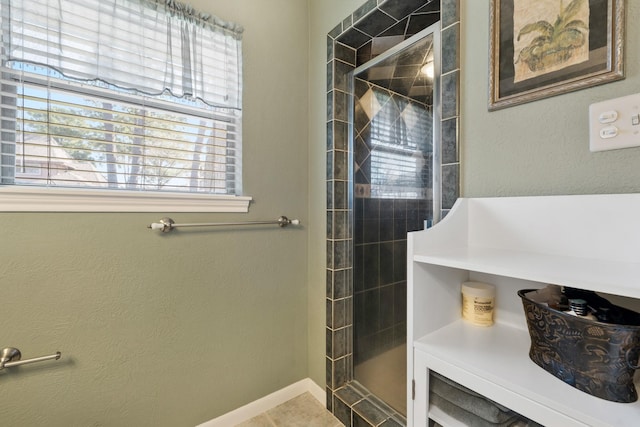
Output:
[461,281,495,297]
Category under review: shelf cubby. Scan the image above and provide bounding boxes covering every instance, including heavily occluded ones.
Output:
[407,194,640,427]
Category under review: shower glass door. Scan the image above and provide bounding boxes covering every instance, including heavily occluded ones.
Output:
[350,24,440,416]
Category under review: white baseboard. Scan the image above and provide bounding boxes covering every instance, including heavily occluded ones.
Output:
[196,378,325,427]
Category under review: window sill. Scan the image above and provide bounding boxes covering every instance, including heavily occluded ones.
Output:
[0,186,252,212]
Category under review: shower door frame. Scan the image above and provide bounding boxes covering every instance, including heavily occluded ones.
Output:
[326,1,460,426]
[349,21,443,222]
[347,21,442,417]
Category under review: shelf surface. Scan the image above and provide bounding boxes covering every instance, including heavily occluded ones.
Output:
[414,320,640,427]
[413,246,640,299]
[428,405,466,427]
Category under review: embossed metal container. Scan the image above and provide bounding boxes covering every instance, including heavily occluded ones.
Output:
[518,289,640,403]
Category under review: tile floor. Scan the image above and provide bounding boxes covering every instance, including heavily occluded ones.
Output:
[235,392,343,427]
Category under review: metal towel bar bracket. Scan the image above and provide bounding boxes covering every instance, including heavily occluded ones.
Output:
[0,347,61,370]
[147,216,300,233]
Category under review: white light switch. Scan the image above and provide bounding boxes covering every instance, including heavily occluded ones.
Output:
[599,126,618,139]
[599,111,618,124]
[589,93,640,152]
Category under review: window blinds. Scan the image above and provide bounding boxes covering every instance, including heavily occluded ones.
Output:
[6,0,243,109]
[0,0,243,194]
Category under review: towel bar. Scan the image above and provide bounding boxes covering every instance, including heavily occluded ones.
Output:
[0,347,61,370]
[147,216,300,232]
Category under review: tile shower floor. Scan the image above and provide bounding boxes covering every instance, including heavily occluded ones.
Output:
[235,392,342,427]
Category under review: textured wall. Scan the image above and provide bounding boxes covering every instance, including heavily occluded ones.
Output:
[6,0,636,425]
[461,0,640,196]
[0,1,310,426]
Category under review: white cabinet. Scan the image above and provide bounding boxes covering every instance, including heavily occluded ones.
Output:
[407,194,640,427]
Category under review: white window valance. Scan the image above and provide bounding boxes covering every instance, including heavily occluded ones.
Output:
[5,0,243,109]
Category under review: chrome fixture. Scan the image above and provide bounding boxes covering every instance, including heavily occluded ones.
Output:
[147,216,300,232]
[0,347,61,370]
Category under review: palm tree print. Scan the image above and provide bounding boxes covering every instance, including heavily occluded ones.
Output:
[515,0,589,72]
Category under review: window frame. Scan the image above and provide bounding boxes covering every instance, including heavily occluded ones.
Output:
[0,0,249,213]
[0,186,252,212]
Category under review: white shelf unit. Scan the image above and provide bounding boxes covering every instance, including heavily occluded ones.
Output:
[407,194,640,427]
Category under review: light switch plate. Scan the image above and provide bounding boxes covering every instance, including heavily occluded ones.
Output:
[589,93,640,152]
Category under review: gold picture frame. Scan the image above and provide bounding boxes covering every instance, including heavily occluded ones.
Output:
[489,0,624,111]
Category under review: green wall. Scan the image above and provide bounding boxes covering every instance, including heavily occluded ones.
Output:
[4,0,640,425]
[0,1,310,426]
[461,1,640,196]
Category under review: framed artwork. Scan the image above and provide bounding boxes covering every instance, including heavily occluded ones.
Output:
[489,0,624,111]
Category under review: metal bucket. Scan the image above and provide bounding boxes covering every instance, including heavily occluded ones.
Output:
[518,289,640,403]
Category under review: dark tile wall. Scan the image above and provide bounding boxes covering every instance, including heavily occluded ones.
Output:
[353,79,433,199]
[353,81,433,367]
[326,1,460,425]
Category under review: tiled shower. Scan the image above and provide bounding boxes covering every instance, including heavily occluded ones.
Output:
[352,79,433,415]
[326,0,460,426]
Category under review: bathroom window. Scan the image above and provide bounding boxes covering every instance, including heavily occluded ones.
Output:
[0,0,249,212]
